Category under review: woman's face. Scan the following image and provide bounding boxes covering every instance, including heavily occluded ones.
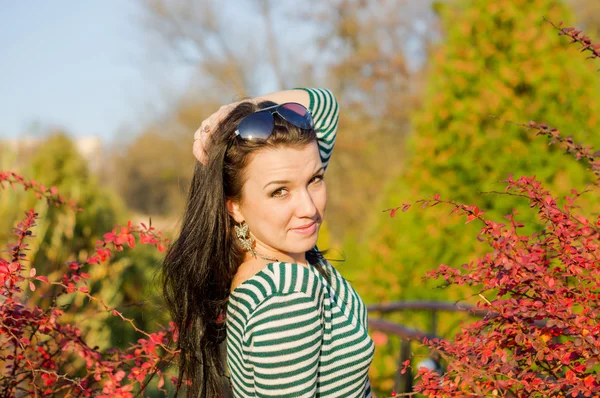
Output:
[229,141,326,263]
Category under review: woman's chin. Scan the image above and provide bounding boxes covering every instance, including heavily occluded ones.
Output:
[298,236,320,253]
[280,239,318,258]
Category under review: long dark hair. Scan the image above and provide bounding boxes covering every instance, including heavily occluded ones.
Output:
[161,100,331,397]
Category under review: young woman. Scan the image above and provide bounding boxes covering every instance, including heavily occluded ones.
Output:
[161,88,374,397]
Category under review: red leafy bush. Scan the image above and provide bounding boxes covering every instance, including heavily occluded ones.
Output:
[0,171,177,397]
[392,23,600,398]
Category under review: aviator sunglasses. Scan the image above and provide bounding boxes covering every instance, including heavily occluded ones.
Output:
[233,102,314,141]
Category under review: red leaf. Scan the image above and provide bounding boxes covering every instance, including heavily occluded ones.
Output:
[115,370,126,382]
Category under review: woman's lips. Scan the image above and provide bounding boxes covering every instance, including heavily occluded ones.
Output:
[291,222,317,236]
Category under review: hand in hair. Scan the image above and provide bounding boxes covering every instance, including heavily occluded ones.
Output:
[193,101,241,164]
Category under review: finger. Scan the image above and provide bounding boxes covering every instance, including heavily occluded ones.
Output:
[215,102,236,124]
[194,124,206,140]
[192,140,207,164]
[195,121,213,138]
[208,113,219,129]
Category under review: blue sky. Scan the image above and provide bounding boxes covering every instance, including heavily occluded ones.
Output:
[0,1,189,142]
[0,2,429,144]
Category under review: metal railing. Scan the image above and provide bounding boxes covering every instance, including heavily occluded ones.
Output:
[367,301,488,393]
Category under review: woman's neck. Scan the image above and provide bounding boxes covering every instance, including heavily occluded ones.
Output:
[244,243,308,266]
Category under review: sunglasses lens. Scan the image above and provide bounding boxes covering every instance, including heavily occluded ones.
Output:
[237,112,274,140]
[278,103,314,130]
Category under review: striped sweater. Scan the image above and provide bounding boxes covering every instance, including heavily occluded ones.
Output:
[225,88,374,397]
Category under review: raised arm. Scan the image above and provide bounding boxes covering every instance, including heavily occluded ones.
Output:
[244,292,323,397]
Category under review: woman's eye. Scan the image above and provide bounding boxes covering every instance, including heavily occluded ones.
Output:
[270,188,288,198]
[311,175,325,184]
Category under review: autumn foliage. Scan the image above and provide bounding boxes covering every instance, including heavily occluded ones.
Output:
[0,171,176,397]
[393,24,600,397]
[2,11,600,398]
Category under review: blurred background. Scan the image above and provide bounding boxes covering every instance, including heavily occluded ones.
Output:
[2,0,600,395]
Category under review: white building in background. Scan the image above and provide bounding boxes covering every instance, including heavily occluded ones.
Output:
[73,136,103,172]
[1,135,103,173]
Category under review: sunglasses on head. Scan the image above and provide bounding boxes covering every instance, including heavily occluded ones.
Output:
[233,102,314,141]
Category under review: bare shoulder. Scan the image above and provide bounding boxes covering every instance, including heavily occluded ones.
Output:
[230,258,273,292]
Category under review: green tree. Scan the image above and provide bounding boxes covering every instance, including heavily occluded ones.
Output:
[1,133,121,263]
[105,95,222,217]
[356,0,600,391]
[110,129,194,216]
[1,133,167,351]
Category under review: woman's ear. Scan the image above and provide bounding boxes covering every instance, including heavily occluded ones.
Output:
[226,199,244,223]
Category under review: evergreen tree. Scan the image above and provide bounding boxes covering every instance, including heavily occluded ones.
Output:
[362,0,600,303]
[355,0,600,391]
[1,133,167,351]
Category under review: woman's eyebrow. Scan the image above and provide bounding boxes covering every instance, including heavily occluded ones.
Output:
[263,179,289,189]
[262,167,325,189]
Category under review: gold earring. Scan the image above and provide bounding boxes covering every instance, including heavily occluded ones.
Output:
[233,221,278,262]
[234,221,255,253]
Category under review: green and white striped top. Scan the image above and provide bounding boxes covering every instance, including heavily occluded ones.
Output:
[226,88,374,397]
[301,87,338,170]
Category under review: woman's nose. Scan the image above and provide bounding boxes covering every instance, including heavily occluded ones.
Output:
[296,190,318,218]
